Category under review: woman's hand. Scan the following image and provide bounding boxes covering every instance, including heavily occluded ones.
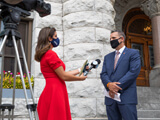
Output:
[79,73,87,80]
[81,65,90,73]
[85,65,90,71]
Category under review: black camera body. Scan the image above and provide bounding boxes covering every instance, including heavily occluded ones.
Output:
[0,0,51,30]
[0,0,51,17]
[0,0,51,47]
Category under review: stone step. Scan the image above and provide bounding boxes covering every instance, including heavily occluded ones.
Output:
[71,110,160,120]
[2,118,160,120]
[2,117,160,120]
[3,118,160,120]
[85,118,160,120]
[137,103,160,111]
[138,110,160,118]
[72,118,160,120]
[138,117,160,120]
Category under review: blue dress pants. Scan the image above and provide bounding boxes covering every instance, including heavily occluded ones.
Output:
[106,101,137,120]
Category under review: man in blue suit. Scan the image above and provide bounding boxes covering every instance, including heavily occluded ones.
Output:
[100,30,141,120]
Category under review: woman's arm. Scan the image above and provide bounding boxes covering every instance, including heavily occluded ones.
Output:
[55,66,87,81]
[66,69,80,76]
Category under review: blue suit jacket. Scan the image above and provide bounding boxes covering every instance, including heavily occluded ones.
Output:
[100,47,141,105]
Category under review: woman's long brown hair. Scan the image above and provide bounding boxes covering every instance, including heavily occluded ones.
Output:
[34,27,56,62]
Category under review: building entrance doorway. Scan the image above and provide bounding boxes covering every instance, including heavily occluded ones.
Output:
[123,8,154,86]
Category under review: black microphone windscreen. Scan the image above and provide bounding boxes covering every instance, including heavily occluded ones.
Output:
[95,59,101,64]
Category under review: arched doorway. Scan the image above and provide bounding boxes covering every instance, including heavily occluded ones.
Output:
[123,8,154,86]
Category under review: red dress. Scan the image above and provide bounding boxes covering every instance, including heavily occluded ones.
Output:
[37,50,72,120]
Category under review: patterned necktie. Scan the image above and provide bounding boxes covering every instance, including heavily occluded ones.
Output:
[114,51,120,70]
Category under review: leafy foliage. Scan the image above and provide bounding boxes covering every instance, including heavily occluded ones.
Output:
[0,71,34,89]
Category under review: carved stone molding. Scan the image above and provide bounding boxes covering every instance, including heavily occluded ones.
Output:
[141,0,160,18]
[114,0,144,30]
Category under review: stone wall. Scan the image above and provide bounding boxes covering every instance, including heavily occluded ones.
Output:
[32,0,115,119]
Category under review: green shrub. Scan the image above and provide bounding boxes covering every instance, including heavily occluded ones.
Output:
[0,71,34,89]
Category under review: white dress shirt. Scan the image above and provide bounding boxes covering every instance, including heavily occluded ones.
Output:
[115,46,126,59]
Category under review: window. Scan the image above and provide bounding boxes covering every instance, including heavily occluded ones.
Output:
[129,19,152,35]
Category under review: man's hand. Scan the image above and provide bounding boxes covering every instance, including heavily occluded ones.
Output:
[107,82,122,94]
[109,91,115,98]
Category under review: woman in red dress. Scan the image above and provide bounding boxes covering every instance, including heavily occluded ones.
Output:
[34,27,87,120]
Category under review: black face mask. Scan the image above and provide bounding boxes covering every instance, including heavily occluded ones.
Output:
[110,38,121,49]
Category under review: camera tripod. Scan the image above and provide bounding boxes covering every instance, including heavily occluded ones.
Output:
[0,23,39,120]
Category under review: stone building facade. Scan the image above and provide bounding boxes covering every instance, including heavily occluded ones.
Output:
[1,0,160,119]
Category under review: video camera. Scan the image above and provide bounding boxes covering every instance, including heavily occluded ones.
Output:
[0,0,51,47]
[0,0,51,26]
[0,0,51,17]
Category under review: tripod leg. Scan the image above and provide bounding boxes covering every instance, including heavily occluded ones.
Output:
[12,36,33,120]
[0,35,7,53]
[2,110,4,120]
[19,39,39,120]
[8,110,11,120]
[11,41,18,120]
[19,39,35,102]
[0,43,5,118]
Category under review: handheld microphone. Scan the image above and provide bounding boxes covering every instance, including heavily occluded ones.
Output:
[83,59,101,76]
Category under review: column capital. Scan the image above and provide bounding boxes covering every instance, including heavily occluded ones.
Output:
[141,0,160,19]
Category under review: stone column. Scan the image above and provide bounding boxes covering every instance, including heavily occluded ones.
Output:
[141,0,160,86]
[63,0,115,119]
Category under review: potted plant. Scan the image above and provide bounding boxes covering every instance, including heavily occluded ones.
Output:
[0,71,34,98]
